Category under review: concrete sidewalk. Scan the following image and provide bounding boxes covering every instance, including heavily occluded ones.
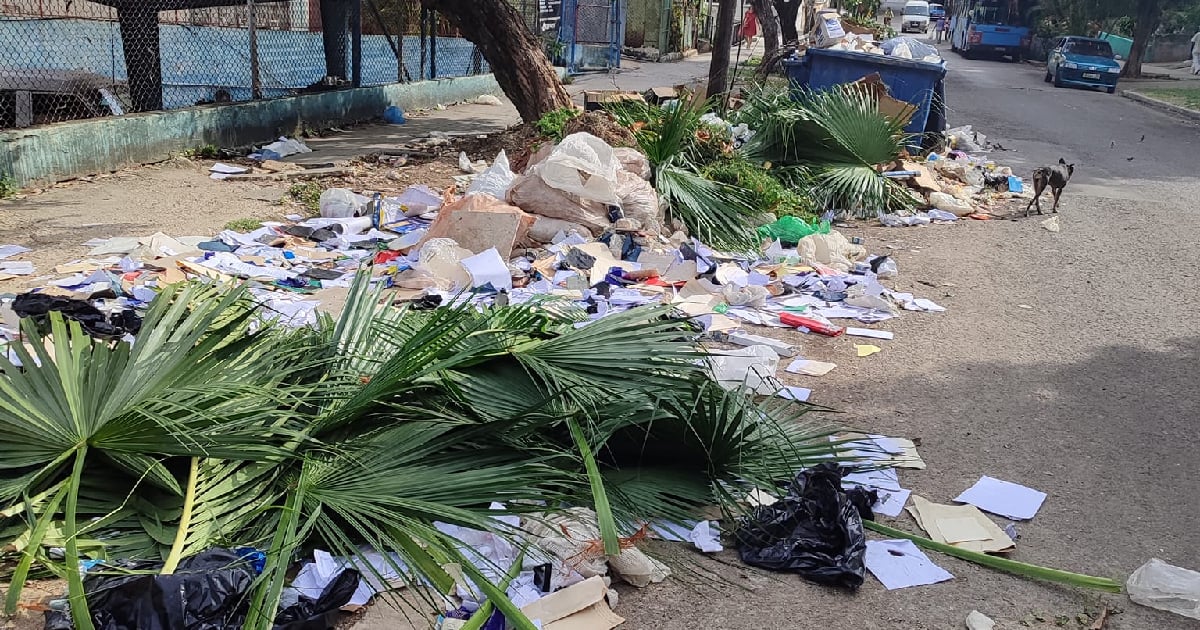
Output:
[283,53,729,166]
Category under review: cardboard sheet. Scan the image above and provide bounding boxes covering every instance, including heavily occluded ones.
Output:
[908,494,1015,554]
[520,576,624,630]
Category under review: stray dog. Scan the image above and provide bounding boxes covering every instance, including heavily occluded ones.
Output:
[1025,158,1074,217]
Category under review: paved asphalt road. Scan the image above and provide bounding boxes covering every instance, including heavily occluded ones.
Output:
[617,51,1200,629]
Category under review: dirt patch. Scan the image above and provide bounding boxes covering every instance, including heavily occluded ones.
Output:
[451,124,549,174]
[563,111,639,149]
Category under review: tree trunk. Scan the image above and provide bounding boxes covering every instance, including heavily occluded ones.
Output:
[421,0,571,123]
[774,0,800,43]
[750,0,780,57]
[1121,0,1161,78]
[707,0,738,99]
[116,6,163,112]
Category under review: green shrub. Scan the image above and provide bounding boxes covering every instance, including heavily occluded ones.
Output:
[703,158,815,219]
[535,107,581,141]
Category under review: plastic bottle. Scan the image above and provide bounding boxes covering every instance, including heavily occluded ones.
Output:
[1127,558,1200,620]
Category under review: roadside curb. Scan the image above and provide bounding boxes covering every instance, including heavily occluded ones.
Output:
[1120,89,1200,122]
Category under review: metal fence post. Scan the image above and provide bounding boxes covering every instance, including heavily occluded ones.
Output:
[351,0,363,87]
[429,10,437,79]
[248,0,262,99]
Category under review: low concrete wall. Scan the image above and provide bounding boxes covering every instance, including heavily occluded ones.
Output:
[0,74,503,188]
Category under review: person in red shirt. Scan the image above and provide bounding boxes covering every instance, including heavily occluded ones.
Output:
[741,5,760,49]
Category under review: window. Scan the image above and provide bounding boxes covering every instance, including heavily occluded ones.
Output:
[904,4,930,16]
[970,0,1010,25]
[1063,39,1114,57]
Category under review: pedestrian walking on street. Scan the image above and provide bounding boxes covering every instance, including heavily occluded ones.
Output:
[741,5,760,50]
[1191,26,1200,75]
[935,15,947,42]
[884,7,894,27]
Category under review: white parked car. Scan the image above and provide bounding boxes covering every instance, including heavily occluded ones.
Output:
[901,0,930,33]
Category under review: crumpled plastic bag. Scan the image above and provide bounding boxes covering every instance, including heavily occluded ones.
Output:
[613,147,651,180]
[466,151,516,198]
[319,188,368,218]
[795,231,867,272]
[51,549,359,630]
[508,174,610,235]
[615,170,662,230]
[757,216,831,246]
[522,507,671,588]
[735,464,876,588]
[929,191,973,217]
[535,132,622,205]
[882,37,940,61]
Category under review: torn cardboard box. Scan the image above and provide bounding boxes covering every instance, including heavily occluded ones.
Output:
[520,576,623,630]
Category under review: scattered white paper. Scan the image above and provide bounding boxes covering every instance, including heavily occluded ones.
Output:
[845,327,894,340]
[460,247,513,291]
[689,520,723,553]
[0,245,30,260]
[777,385,812,402]
[954,476,1046,520]
[865,539,954,590]
[843,468,909,517]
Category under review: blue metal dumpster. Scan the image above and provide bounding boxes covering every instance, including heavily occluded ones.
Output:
[783,48,947,141]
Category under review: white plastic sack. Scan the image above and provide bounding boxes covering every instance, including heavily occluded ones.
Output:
[707,345,780,395]
[613,147,651,180]
[319,188,368,218]
[536,133,621,204]
[930,191,973,217]
[1128,558,1200,620]
[615,170,661,229]
[795,231,867,272]
[466,150,515,198]
[508,174,610,235]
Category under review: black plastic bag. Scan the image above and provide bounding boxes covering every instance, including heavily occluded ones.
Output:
[12,292,142,339]
[273,566,361,630]
[43,548,359,630]
[735,463,876,589]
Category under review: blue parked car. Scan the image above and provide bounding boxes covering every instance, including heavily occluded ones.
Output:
[928,3,945,19]
[1045,36,1121,93]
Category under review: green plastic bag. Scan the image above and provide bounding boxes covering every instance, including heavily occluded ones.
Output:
[757,216,831,244]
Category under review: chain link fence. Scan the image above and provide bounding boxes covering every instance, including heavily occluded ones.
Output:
[0,0,567,130]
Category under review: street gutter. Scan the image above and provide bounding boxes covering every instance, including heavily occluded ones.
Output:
[1119,89,1200,122]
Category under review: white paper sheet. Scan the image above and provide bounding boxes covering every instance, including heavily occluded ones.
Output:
[461,247,513,291]
[777,386,812,402]
[0,261,35,275]
[865,539,954,590]
[689,520,723,553]
[0,245,30,260]
[954,476,1046,521]
[845,327,895,340]
[843,468,909,517]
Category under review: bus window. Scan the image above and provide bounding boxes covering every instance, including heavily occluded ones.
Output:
[970,0,1011,25]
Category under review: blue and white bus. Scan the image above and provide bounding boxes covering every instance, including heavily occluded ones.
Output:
[949,0,1032,60]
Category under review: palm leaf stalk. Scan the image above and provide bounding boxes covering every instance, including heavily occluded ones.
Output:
[865,520,1122,592]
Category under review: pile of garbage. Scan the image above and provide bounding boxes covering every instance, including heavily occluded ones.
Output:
[808,1,942,63]
[878,125,1030,226]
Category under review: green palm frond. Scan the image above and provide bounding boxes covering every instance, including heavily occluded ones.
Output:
[656,165,764,253]
[740,84,917,216]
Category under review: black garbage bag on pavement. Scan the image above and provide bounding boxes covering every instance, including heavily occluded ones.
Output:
[43,549,359,630]
[735,463,876,589]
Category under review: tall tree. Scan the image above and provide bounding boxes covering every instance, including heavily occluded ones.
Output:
[1121,0,1164,77]
[750,0,781,56]
[421,0,571,123]
[707,0,739,99]
[774,0,801,43]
